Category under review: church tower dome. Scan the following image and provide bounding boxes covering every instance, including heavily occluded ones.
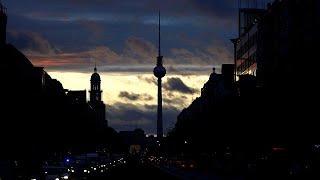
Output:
[91,67,101,82]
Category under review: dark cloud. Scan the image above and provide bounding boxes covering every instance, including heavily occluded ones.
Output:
[163,97,186,107]
[5,0,237,74]
[163,77,198,94]
[166,65,213,76]
[163,92,191,107]
[171,48,194,57]
[124,36,157,60]
[166,92,176,99]
[189,0,236,19]
[7,0,242,18]
[144,96,153,101]
[5,0,271,51]
[206,45,233,63]
[144,104,157,110]
[106,102,180,134]
[165,91,188,100]
[7,30,224,75]
[7,31,60,55]
[119,91,140,101]
[6,31,218,74]
[137,76,157,85]
[180,95,188,99]
[77,19,105,43]
[119,91,153,101]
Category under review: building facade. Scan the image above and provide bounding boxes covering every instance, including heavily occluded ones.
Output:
[232,8,266,80]
[233,0,320,88]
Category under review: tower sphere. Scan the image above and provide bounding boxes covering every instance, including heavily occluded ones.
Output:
[153,66,166,78]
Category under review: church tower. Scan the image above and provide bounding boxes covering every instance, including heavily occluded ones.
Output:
[0,1,7,46]
[89,65,107,129]
[90,65,102,103]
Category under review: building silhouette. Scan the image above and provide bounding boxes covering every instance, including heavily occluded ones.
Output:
[170,64,237,152]
[89,65,107,129]
[0,3,107,177]
[232,0,320,89]
[168,0,320,154]
[0,2,6,46]
[230,1,320,142]
[67,90,87,105]
[153,12,166,139]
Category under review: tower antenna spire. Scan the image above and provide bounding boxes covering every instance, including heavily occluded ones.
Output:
[158,10,161,57]
[94,60,97,73]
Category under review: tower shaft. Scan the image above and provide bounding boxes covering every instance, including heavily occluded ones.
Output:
[157,78,163,138]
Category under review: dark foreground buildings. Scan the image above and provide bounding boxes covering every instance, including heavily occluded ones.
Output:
[232,0,320,142]
[167,0,320,158]
[0,2,117,178]
[233,0,320,97]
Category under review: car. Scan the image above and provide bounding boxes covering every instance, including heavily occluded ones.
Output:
[177,159,197,170]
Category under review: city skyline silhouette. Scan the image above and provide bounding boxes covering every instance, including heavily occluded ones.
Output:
[3,0,263,135]
[1,0,320,179]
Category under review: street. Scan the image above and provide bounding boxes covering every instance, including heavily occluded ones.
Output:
[75,162,180,180]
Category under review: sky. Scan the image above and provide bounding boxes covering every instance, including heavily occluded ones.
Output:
[4,0,271,135]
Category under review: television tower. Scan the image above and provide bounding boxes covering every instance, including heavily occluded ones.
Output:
[153,11,166,139]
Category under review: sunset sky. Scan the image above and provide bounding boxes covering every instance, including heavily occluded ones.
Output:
[4,0,270,134]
